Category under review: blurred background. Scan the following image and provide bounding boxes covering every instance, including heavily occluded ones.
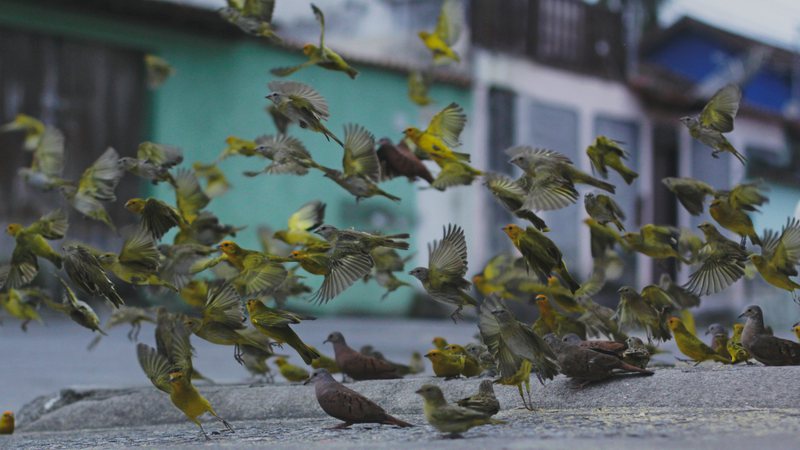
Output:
[2,0,800,409]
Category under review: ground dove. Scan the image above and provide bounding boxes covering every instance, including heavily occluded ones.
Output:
[544,334,653,386]
[739,305,800,366]
[324,331,402,380]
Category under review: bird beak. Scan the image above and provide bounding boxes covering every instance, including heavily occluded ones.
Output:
[323,338,330,344]
[703,329,710,336]
[737,312,747,318]
[303,377,313,385]
[414,388,423,394]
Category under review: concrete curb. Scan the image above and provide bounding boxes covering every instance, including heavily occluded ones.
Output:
[17,364,800,432]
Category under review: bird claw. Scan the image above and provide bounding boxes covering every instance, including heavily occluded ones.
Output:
[449,308,464,324]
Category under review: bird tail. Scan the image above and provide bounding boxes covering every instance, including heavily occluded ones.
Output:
[618,362,654,375]
[289,337,321,365]
[575,172,616,193]
[378,189,402,202]
[515,209,548,231]
[321,126,344,147]
[346,68,359,79]
[460,291,480,307]
[556,262,580,293]
[381,415,414,428]
[617,166,639,185]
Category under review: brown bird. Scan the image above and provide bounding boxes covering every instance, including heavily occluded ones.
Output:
[561,333,626,358]
[739,305,800,366]
[324,331,402,380]
[455,380,500,416]
[376,138,434,184]
[544,334,653,387]
[304,368,413,429]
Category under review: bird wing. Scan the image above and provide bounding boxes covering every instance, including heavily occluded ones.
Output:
[203,283,245,328]
[434,0,463,45]
[431,161,474,190]
[640,285,679,310]
[3,246,39,289]
[137,142,183,168]
[244,0,275,22]
[478,294,522,379]
[142,199,181,240]
[28,209,69,239]
[770,218,800,271]
[268,81,329,119]
[311,3,325,49]
[377,140,432,181]
[118,228,160,272]
[485,173,525,207]
[727,182,768,211]
[699,84,741,132]
[342,124,380,181]
[174,169,210,224]
[521,172,579,212]
[32,127,64,177]
[640,224,677,247]
[288,200,326,232]
[136,343,172,394]
[425,102,466,148]
[236,254,288,295]
[601,195,626,221]
[311,251,373,304]
[428,223,468,280]
[77,147,123,202]
[685,249,745,296]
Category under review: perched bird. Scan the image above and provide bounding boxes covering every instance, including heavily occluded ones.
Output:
[464,342,496,375]
[409,224,478,322]
[418,0,462,64]
[749,218,800,295]
[219,0,280,41]
[661,177,715,216]
[416,385,504,438]
[1,113,45,150]
[560,333,626,358]
[680,83,745,163]
[62,243,124,308]
[425,349,465,378]
[324,331,401,380]
[586,136,638,185]
[306,369,413,429]
[727,323,751,364]
[247,299,320,364]
[621,337,651,369]
[710,182,768,246]
[2,209,67,289]
[478,294,559,409]
[118,141,182,186]
[376,138,434,185]
[502,224,579,291]
[444,344,482,377]
[685,222,747,296]
[456,380,500,416]
[271,4,358,79]
[137,324,232,439]
[96,229,176,290]
[144,54,175,89]
[484,173,548,230]
[274,357,310,382]
[706,323,731,361]
[544,334,653,387]
[266,80,342,146]
[584,193,626,231]
[507,146,616,194]
[615,286,670,342]
[409,351,426,375]
[408,70,434,106]
[794,322,800,342]
[46,277,106,335]
[273,200,326,247]
[0,411,13,435]
[59,147,123,230]
[739,305,800,366]
[668,317,729,364]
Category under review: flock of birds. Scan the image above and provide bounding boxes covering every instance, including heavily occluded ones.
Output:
[2,0,800,440]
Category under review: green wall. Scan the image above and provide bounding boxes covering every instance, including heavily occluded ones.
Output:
[0,0,472,315]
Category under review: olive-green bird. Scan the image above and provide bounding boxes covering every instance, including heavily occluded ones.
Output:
[193,240,287,296]
[1,113,45,150]
[246,298,320,364]
[271,4,358,79]
[532,295,586,339]
[192,161,230,199]
[584,218,621,259]
[586,136,638,185]
[310,347,340,373]
[0,288,46,331]
[483,173,548,230]
[615,286,670,342]
[705,323,731,360]
[96,228,177,290]
[2,209,67,289]
[288,246,374,304]
[727,323,751,364]
[219,0,280,41]
[577,296,628,342]
[658,273,700,309]
[668,317,730,364]
[144,54,175,89]
[416,385,504,439]
[62,243,124,308]
[58,147,123,231]
[244,134,325,177]
[680,83,745,164]
[507,146,616,194]
[273,200,326,247]
[87,306,156,350]
[314,224,409,252]
[367,246,413,300]
[621,224,689,263]
[584,192,626,231]
[47,277,106,334]
[274,356,310,382]
[409,224,478,322]
[431,160,483,190]
[18,126,66,191]
[710,181,768,246]
[118,141,182,185]
[749,218,800,295]
[318,166,402,202]
[125,197,183,241]
[444,344,482,377]
[408,70,433,106]
[685,222,747,296]
[266,80,343,146]
[501,223,580,292]
[661,177,715,216]
[425,349,465,378]
[418,0,463,65]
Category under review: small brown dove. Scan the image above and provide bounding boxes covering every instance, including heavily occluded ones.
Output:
[561,333,627,358]
[739,305,800,366]
[324,332,402,380]
[544,334,653,386]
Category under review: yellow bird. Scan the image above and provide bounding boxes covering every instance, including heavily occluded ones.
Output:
[0,411,13,434]
[444,344,482,377]
[425,349,464,378]
[418,0,462,65]
[432,336,449,350]
[667,317,730,364]
[727,323,751,364]
[403,102,471,165]
[273,200,326,247]
[274,357,310,382]
[0,113,45,150]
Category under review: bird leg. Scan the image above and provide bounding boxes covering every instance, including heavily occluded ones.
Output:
[517,384,533,411]
[450,306,464,324]
[21,319,30,332]
[133,322,142,341]
[329,422,353,430]
[216,416,234,433]
[234,345,244,365]
[197,422,211,440]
